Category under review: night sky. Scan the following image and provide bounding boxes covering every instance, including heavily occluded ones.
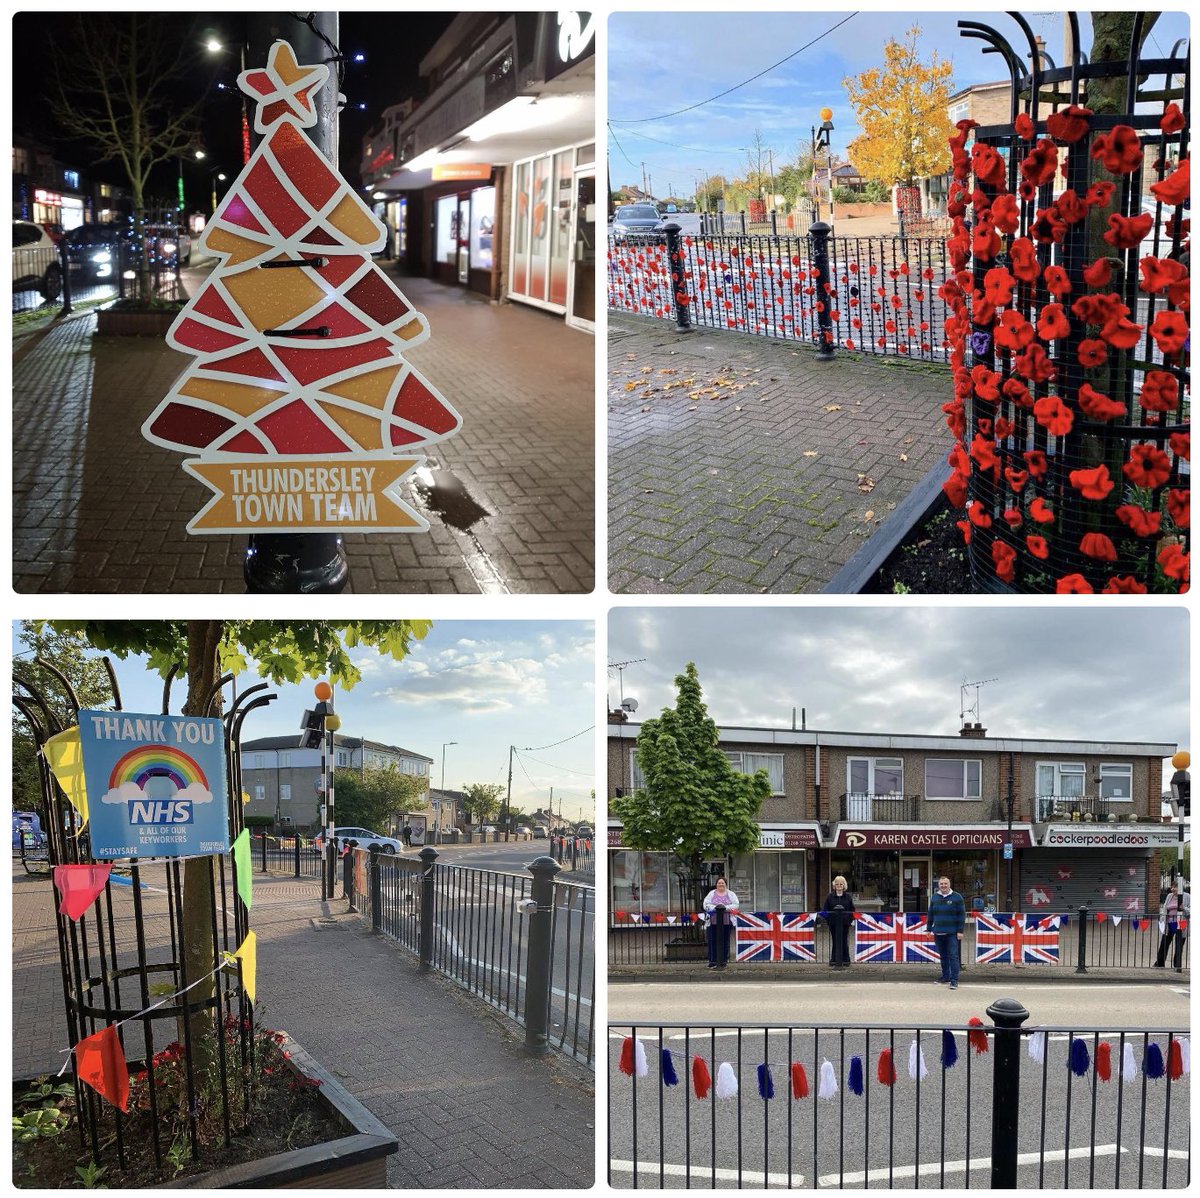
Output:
[12,11,456,207]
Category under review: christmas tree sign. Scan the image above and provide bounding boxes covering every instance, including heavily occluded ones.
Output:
[143,41,461,534]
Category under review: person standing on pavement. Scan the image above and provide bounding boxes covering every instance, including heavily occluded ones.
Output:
[821,875,855,969]
[928,875,966,989]
[401,822,413,849]
[1155,877,1190,971]
[702,876,739,970]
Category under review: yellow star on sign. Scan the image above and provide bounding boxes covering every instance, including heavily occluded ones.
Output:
[239,40,329,133]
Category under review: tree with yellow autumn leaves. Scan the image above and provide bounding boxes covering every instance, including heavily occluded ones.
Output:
[843,26,955,187]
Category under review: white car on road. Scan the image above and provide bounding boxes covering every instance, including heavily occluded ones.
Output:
[326,826,404,853]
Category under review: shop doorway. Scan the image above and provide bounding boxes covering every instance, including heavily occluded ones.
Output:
[456,196,470,284]
[567,169,595,331]
[900,856,930,912]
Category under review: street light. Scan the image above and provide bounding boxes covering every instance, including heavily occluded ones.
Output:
[210,170,227,216]
[300,680,339,899]
[206,36,251,165]
[439,740,458,844]
[812,107,835,223]
[1169,750,1190,886]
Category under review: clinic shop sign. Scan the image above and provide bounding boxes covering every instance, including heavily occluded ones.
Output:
[835,828,1035,849]
[79,710,230,859]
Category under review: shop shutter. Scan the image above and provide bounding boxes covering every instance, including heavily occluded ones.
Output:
[1019,850,1151,915]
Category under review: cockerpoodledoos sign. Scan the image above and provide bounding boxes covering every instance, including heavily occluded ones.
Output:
[78,710,230,859]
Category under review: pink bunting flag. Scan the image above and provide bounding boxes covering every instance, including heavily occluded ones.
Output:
[53,864,113,921]
[74,1026,130,1112]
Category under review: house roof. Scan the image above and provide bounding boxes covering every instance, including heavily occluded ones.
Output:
[241,734,433,762]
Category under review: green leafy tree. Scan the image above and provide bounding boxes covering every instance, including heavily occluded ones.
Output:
[461,781,505,825]
[13,623,115,815]
[612,662,769,919]
[44,620,430,1080]
[333,766,429,832]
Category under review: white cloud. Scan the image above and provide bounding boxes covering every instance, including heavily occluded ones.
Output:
[177,781,214,805]
[100,781,143,805]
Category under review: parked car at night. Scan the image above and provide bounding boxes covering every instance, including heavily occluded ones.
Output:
[145,223,193,266]
[64,223,130,283]
[609,203,664,240]
[12,220,62,300]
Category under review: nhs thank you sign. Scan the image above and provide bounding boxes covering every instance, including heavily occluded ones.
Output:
[79,710,230,859]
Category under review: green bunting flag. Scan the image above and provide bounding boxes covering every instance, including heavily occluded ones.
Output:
[231,829,252,910]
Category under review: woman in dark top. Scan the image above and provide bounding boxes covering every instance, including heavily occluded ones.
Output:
[821,875,855,969]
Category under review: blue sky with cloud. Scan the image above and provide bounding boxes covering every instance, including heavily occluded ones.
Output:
[608,10,1190,196]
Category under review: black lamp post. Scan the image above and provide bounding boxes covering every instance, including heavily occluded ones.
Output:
[1169,753,1190,885]
[811,109,834,223]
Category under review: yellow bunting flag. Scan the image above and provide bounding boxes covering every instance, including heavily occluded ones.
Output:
[43,727,89,828]
[231,931,258,1003]
[231,829,253,910]
[181,457,427,534]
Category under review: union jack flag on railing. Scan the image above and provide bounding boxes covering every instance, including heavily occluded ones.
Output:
[975,912,1061,964]
[734,911,817,962]
[853,912,938,963]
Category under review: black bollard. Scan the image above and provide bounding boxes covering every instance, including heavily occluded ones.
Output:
[418,846,438,971]
[661,222,693,334]
[524,855,562,1054]
[369,844,382,932]
[986,997,1030,1188]
[809,221,836,361]
[1075,904,1088,973]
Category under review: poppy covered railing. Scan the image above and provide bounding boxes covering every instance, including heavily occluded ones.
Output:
[607,229,951,364]
[939,13,1190,594]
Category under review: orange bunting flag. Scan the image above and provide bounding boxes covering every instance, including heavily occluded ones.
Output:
[74,1026,130,1113]
[53,864,113,921]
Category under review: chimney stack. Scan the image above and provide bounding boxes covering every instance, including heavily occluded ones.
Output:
[960,722,988,738]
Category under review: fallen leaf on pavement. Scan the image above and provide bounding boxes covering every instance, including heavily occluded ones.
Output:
[824,404,842,412]
[864,510,875,521]
[857,474,876,493]
[803,451,819,458]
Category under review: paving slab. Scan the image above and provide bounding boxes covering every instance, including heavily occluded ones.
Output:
[12,271,594,594]
[608,313,951,594]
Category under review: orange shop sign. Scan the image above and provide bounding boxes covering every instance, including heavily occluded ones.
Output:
[431,163,492,182]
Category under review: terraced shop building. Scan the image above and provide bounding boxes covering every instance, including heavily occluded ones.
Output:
[606,717,1180,921]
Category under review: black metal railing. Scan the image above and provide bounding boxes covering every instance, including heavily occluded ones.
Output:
[13,243,69,314]
[609,1012,1189,1189]
[1034,795,1114,822]
[608,228,950,363]
[352,848,595,1066]
[839,792,920,821]
[550,834,596,874]
[248,830,322,878]
[610,908,1189,973]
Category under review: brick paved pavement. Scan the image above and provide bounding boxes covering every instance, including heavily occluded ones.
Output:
[608,314,951,593]
[11,865,593,1188]
[12,271,594,593]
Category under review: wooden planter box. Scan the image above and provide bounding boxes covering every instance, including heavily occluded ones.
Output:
[18,1033,396,1189]
[95,307,179,337]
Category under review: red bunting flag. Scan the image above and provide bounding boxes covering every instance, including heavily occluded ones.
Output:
[618,1037,634,1076]
[1168,1040,1184,1081]
[1095,911,1108,922]
[967,1017,990,1055]
[1096,1041,1112,1082]
[790,1061,809,1098]
[53,864,113,921]
[877,1048,897,1086]
[74,1026,130,1112]
[693,1055,712,1099]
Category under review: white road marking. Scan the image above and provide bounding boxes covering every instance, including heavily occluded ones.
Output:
[819,1144,1124,1186]
[610,1159,803,1186]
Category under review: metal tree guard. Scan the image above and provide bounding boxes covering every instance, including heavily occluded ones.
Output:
[944,13,1190,593]
[12,659,276,1177]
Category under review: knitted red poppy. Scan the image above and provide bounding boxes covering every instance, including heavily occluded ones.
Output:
[1033,394,1073,436]
[1077,339,1108,368]
[1161,103,1185,135]
[1032,206,1068,245]
[1150,159,1189,208]
[1072,291,1126,327]
[1100,313,1144,350]
[971,143,1007,188]
[1014,343,1057,383]
[996,310,1035,352]
[1069,464,1115,500]
[1149,310,1188,355]
[1003,377,1033,410]
[1078,382,1125,421]
[1124,444,1172,489]
[1158,543,1190,582]
[1043,265,1071,297]
[1026,534,1049,559]
[1091,125,1144,175]
[1036,303,1071,342]
[1056,573,1095,594]
[1014,112,1035,140]
[1024,450,1049,479]
[1080,532,1118,561]
[1138,256,1186,295]
[1046,105,1092,143]
[942,471,968,508]
[1004,466,1029,492]
[1002,507,1023,528]
[1103,212,1154,250]
[1055,189,1087,225]
[1140,371,1180,413]
[1083,180,1116,210]
[992,193,1020,235]
[1020,139,1059,187]
[1169,431,1190,462]
[1115,505,1161,537]
[1103,576,1148,594]
[1008,238,1040,283]
[1029,497,1055,524]
[1082,257,1113,288]
[983,265,1016,307]
[971,365,1002,402]
[971,434,1000,472]
[1166,490,1190,529]
[992,539,1016,582]
[994,416,1014,440]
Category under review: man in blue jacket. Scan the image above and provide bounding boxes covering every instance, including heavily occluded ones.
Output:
[928,875,966,989]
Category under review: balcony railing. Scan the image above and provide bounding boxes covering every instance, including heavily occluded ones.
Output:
[839,792,919,821]
[1034,795,1113,822]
